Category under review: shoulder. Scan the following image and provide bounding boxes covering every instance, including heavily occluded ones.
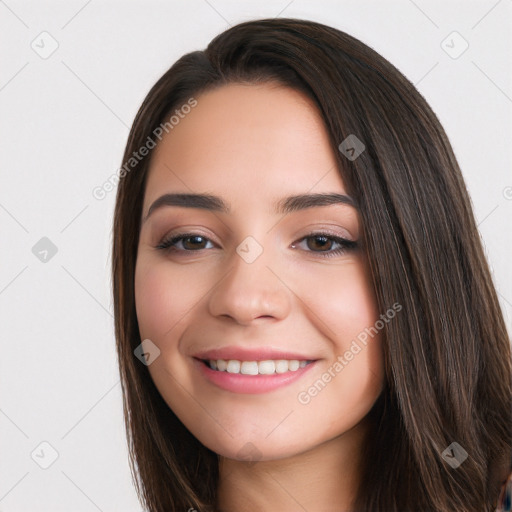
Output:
[495,471,512,512]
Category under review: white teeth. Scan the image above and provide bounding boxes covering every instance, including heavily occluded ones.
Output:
[275,360,289,373]
[288,360,300,371]
[226,360,241,373]
[240,361,259,375]
[207,358,311,375]
[258,360,275,375]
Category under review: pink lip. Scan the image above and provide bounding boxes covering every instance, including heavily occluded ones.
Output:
[192,358,318,394]
[192,346,316,362]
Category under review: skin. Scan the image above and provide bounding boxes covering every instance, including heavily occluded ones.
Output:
[135,82,386,511]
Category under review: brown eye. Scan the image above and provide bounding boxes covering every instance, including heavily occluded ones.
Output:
[181,235,208,250]
[306,235,334,252]
[291,232,358,258]
[156,233,215,252]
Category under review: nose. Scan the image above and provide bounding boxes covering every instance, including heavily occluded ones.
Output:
[207,239,291,326]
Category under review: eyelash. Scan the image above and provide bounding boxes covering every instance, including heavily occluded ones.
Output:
[155,231,357,259]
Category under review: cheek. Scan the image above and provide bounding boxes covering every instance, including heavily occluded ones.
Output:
[134,259,204,341]
[292,260,385,422]
[297,259,380,345]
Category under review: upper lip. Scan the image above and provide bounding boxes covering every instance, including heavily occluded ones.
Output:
[193,346,318,362]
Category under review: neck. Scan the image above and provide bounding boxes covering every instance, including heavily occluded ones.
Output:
[215,418,370,512]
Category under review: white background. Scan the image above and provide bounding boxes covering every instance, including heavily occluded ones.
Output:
[1,1,511,510]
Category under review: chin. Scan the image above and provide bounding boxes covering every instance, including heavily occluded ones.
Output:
[192,424,318,463]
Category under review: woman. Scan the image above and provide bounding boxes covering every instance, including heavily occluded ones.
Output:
[111,18,512,511]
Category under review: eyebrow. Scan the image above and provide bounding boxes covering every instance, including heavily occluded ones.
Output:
[143,192,357,223]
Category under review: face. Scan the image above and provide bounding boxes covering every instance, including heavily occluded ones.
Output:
[135,82,385,461]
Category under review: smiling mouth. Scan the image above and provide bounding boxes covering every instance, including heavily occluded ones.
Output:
[199,358,314,375]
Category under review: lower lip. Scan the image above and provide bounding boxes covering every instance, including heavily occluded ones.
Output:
[193,358,317,394]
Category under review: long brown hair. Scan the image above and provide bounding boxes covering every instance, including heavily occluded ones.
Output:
[112,18,512,511]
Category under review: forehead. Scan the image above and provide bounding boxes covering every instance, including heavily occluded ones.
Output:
[144,82,347,208]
